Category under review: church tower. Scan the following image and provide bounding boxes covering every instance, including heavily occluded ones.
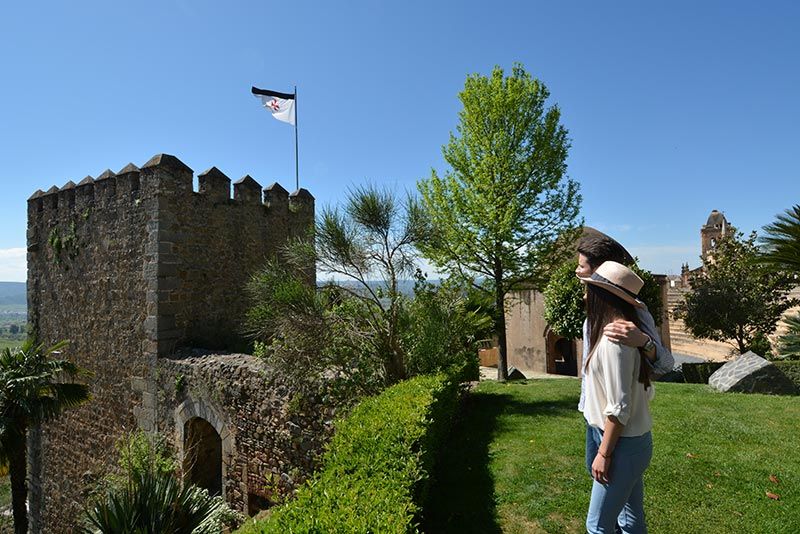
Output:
[701,209,730,261]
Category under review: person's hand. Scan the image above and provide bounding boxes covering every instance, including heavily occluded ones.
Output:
[604,320,648,348]
[592,452,612,484]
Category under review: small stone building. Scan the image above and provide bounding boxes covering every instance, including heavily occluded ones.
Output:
[26,154,324,532]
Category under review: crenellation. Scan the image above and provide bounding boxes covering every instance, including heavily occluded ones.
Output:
[27,190,45,220]
[198,166,231,202]
[58,181,77,212]
[141,154,193,198]
[233,175,262,204]
[263,182,289,209]
[75,177,95,212]
[116,163,141,201]
[289,188,314,207]
[288,188,315,232]
[94,169,117,207]
[44,186,60,211]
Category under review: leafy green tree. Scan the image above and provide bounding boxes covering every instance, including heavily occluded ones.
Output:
[0,339,91,534]
[402,276,493,381]
[760,205,800,358]
[675,231,798,356]
[418,64,582,380]
[544,260,664,340]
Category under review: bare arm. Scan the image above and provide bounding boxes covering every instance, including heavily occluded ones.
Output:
[604,306,674,375]
[592,415,624,483]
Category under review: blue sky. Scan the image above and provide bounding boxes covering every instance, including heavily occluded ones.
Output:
[1,1,798,282]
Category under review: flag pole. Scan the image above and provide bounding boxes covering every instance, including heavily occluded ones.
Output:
[294,85,299,191]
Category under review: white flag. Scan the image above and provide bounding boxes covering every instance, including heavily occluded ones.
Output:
[252,87,296,126]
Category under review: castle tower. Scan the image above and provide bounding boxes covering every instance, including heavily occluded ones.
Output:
[700,209,730,261]
[26,154,323,531]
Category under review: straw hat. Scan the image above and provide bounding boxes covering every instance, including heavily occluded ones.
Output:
[577,261,645,308]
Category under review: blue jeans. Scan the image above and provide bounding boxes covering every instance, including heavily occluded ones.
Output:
[585,425,652,534]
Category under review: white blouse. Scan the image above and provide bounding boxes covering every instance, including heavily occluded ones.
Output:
[582,335,654,437]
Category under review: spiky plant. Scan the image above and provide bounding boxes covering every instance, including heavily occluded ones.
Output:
[761,204,800,275]
[761,205,800,357]
[79,467,227,534]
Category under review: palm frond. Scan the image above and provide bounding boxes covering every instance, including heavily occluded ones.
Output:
[761,205,800,274]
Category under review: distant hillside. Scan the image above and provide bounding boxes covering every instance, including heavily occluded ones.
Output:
[0,282,26,307]
[322,279,438,297]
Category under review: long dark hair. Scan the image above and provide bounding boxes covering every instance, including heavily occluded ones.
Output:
[584,284,652,388]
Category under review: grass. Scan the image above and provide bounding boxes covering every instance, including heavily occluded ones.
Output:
[424,379,800,534]
[0,339,21,351]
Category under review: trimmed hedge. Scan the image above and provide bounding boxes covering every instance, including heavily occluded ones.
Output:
[236,373,459,534]
[682,362,726,384]
[774,360,800,391]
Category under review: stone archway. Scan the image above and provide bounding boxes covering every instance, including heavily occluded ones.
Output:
[545,327,578,377]
[175,397,234,499]
[183,417,222,496]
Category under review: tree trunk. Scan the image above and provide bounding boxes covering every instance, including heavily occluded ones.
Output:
[736,325,747,355]
[9,430,28,534]
[495,279,508,381]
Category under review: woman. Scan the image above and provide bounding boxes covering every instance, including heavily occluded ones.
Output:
[577,261,654,534]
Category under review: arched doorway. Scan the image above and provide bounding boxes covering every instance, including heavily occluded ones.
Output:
[545,328,578,377]
[183,417,222,496]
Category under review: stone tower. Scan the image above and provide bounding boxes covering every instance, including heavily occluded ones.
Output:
[700,209,730,261]
[26,154,327,532]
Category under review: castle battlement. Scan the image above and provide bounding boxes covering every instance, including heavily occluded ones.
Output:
[27,154,314,225]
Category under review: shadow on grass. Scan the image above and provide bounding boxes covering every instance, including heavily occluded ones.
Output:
[422,389,510,534]
[422,385,581,534]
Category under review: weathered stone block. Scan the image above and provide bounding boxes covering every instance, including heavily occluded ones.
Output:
[234,175,262,205]
[708,351,798,395]
[198,167,231,202]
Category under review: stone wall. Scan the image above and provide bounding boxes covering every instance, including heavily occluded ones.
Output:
[154,350,334,514]
[505,289,550,373]
[26,154,315,532]
[27,168,150,531]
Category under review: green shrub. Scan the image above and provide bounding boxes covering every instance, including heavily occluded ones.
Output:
[236,373,459,534]
[402,278,492,382]
[543,261,585,339]
[682,362,726,384]
[774,360,800,390]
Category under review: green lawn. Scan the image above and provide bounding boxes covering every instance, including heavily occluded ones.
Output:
[424,379,800,534]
